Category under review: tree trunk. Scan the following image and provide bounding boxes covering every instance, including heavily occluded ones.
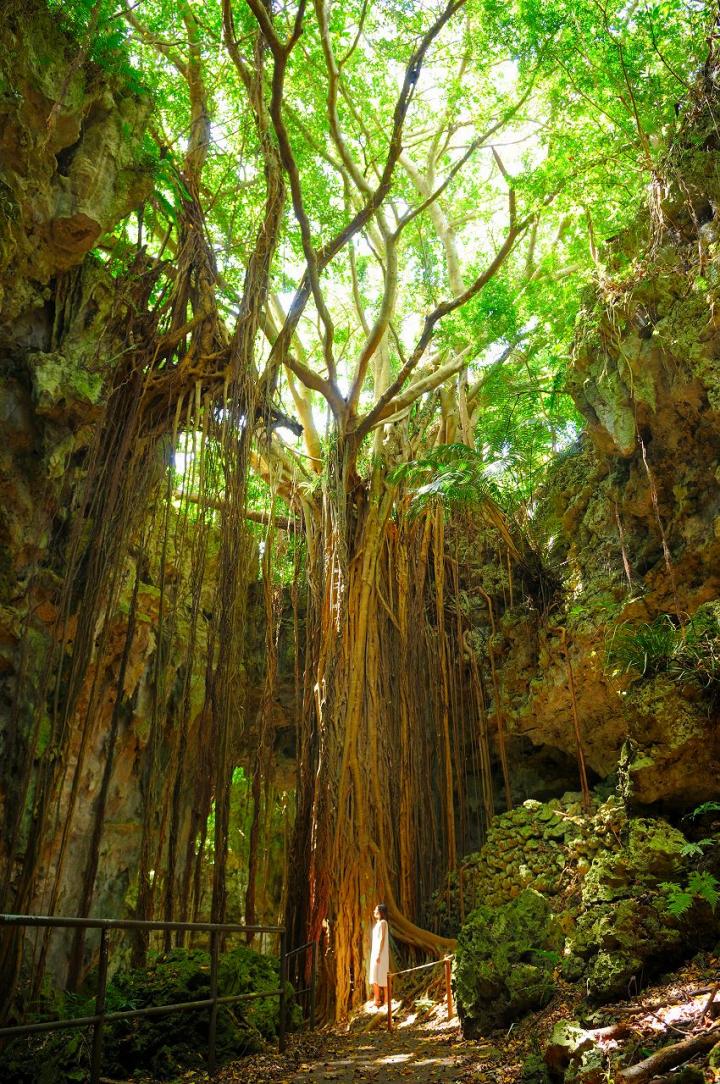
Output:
[287,453,456,1020]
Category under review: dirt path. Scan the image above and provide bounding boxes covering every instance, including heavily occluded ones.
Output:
[216,1008,506,1083]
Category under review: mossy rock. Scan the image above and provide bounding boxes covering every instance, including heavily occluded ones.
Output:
[566,817,698,1000]
[625,818,687,880]
[709,1040,720,1070]
[585,949,644,1002]
[521,1052,553,1083]
[565,1045,609,1084]
[28,350,104,422]
[453,890,562,1037]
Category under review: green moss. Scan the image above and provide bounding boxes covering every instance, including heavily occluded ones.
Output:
[520,1052,552,1083]
[564,816,713,1001]
[454,890,562,1037]
[29,351,104,418]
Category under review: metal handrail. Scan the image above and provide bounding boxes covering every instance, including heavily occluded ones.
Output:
[0,914,288,1082]
[284,938,318,1027]
[386,954,455,1031]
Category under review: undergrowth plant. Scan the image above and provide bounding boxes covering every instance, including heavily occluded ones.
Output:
[660,870,720,917]
[606,605,720,700]
[660,803,720,918]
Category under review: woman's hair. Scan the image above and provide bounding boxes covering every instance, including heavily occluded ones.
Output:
[376,902,388,919]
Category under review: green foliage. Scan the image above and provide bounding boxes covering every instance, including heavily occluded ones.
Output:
[0,946,300,1083]
[606,614,680,677]
[197,767,294,923]
[686,802,720,820]
[47,0,146,90]
[55,0,710,506]
[390,444,505,511]
[103,945,292,1076]
[661,882,695,917]
[680,839,714,859]
[660,810,720,918]
[606,605,720,699]
[661,871,720,917]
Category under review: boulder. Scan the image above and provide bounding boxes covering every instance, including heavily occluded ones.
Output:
[454,889,562,1037]
[565,818,703,1001]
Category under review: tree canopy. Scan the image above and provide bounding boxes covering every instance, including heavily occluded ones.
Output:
[50,0,709,511]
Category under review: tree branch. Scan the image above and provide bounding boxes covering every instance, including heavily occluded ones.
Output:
[263,0,468,391]
[354,189,526,441]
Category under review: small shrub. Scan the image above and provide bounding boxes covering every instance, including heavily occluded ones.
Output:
[0,945,299,1083]
[606,614,680,678]
[606,605,720,700]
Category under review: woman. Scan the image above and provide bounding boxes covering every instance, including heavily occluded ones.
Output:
[369,902,389,1007]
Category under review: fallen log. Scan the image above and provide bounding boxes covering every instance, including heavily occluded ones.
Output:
[615,1022,720,1083]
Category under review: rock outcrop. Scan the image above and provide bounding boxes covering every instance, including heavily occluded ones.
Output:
[457,64,720,808]
[0,6,298,988]
[453,889,563,1036]
[0,0,152,339]
[448,794,720,1036]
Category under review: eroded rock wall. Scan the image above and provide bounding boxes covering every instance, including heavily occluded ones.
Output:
[0,0,152,338]
[0,9,298,990]
[461,69,720,809]
[0,6,203,985]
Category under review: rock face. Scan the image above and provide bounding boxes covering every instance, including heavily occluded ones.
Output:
[0,6,299,991]
[564,817,711,1002]
[0,7,156,954]
[456,66,720,809]
[453,889,563,1037]
[0,0,152,338]
[447,795,720,1029]
[433,793,624,934]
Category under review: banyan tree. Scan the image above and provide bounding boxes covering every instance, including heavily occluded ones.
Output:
[0,0,710,1023]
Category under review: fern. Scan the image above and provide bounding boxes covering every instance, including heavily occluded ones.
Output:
[660,882,695,917]
[660,871,720,916]
[687,871,720,910]
[606,605,720,699]
[680,839,714,859]
[391,444,504,503]
[390,445,518,551]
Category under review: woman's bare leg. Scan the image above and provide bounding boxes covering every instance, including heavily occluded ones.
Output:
[373,983,381,1006]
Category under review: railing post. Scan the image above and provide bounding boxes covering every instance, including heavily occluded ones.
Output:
[278,929,287,1053]
[90,927,109,1084]
[444,957,453,1020]
[309,940,317,1029]
[387,972,393,1032]
[208,929,219,1076]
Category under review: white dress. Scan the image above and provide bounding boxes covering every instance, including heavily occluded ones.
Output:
[369,918,389,985]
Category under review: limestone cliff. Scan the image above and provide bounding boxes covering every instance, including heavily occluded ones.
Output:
[0,0,152,338]
[461,66,720,809]
[0,8,297,990]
